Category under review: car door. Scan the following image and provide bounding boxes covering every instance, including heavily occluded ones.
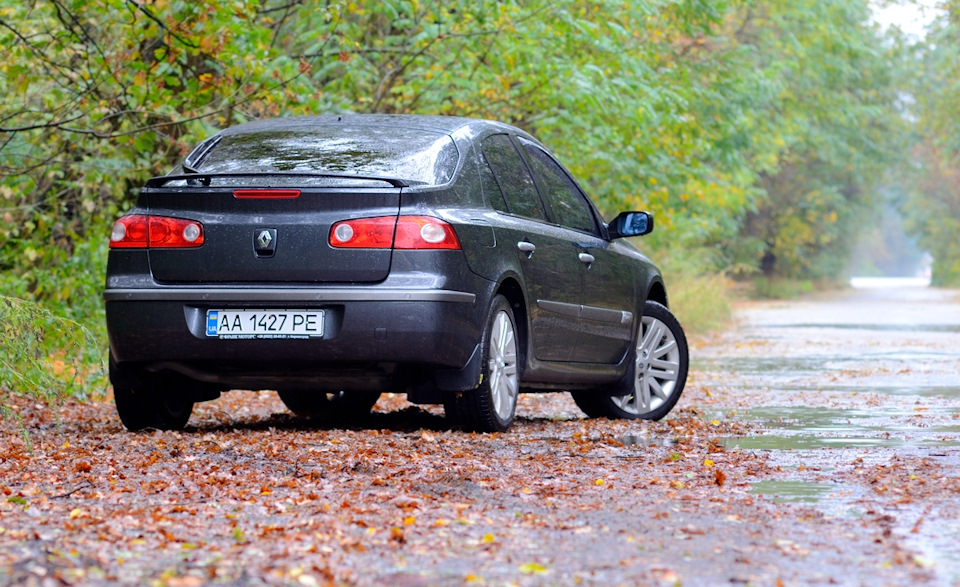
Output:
[517,138,636,364]
[481,134,582,362]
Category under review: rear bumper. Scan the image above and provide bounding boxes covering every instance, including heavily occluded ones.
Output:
[105,285,487,390]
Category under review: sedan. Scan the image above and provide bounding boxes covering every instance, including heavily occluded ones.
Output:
[105,115,688,432]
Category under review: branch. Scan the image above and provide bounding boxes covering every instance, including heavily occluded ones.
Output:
[124,0,199,49]
[0,115,85,133]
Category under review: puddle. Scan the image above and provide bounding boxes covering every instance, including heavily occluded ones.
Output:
[620,434,678,448]
[716,406,960,450]
[758,323,960,333]
[724,435,907,450]
[695,353,957,375]
[749,480,837,503]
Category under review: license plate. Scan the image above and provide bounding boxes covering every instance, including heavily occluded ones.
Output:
[205,309,324,339]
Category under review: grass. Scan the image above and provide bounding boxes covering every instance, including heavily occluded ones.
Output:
[750,276,816,299]
[0,295,105,445]
[660,263,734,337]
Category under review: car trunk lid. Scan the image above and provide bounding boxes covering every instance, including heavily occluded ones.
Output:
[145,184,402,284]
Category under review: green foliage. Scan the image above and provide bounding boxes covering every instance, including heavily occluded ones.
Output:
[0,294,102,442]
[898,1,960,286]
[728,0,904,280]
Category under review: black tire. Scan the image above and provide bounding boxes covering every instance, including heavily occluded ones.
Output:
[114,374,195,431]
[572,300,688,421]
[444,295,520,432]
[277,390,381,418]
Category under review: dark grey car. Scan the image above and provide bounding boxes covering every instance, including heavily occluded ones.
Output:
[105,115,688,432]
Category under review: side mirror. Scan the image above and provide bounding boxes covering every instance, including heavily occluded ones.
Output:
[607,211,654,239]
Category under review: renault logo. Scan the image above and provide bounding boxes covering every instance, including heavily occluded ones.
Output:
[253,228,277,257]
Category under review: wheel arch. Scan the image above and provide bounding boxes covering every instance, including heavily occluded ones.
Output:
[495,275,528,374]
[646,277,668,308]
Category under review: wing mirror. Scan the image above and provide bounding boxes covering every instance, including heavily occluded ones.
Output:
[607,211,654,239]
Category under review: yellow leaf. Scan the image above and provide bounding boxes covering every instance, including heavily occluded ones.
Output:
[594,479,605,486]
[403,516,416,526]
[481,533,495,543]
[518,562,549,575]
[703,459,715,467]
[69,508,84,519]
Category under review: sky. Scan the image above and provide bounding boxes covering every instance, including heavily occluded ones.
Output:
[871,0,943,39]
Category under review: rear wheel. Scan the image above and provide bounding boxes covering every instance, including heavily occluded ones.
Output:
[114,374,195,431]
[572,300,688,421]
[444,295,520,432]
[278,390,382,418]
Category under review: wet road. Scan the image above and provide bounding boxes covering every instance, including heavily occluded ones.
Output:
[693,279,960,583]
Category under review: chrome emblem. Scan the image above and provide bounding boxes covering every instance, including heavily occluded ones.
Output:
[256,230,273,249]
[253,228,277,257]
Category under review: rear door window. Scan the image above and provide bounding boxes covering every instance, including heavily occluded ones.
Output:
[481,134,547,221]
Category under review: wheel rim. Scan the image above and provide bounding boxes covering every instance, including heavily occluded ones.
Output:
[613,315,681,416]
[488,309,519,421]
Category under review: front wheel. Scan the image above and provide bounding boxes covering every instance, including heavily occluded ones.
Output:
[444,295,520,432]
[572,300,688,421]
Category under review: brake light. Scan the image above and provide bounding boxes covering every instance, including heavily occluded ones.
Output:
[329,216,460,250]
[234,190,301,199]
[110,215,204,249]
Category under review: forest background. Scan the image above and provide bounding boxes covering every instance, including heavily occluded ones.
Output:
[1,0,959,410]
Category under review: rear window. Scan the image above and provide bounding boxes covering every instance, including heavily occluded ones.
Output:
[191,126,459,186]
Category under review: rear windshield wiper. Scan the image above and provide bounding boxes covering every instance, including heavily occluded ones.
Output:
[146,172,413,188]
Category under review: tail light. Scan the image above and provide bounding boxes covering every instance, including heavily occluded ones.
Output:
[329,216,460,250]
[110,215,204,249]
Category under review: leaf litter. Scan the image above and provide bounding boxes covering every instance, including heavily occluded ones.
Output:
[0,386,942,586]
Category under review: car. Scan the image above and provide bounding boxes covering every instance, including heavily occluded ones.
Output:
[104,114,689,432]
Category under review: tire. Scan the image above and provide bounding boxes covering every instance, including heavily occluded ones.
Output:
[572,300,688,421]
[114,374,195,432]
[277,390,381,418]
[444,295,520,432]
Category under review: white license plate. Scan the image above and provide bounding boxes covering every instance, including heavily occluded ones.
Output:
[206,309,324,339]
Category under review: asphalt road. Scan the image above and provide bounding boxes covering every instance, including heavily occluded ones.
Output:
[692,278,960,585]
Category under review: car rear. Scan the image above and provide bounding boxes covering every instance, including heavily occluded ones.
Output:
[105,117,489,396]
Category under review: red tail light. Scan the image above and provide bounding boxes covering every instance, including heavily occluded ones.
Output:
[329,216,460,250]
[394,216,460,249]
[328,216,396,249]
[110,215,204,249]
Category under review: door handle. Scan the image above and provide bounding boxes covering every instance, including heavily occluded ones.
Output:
[517,241,536,258]
[578,253,595,265]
